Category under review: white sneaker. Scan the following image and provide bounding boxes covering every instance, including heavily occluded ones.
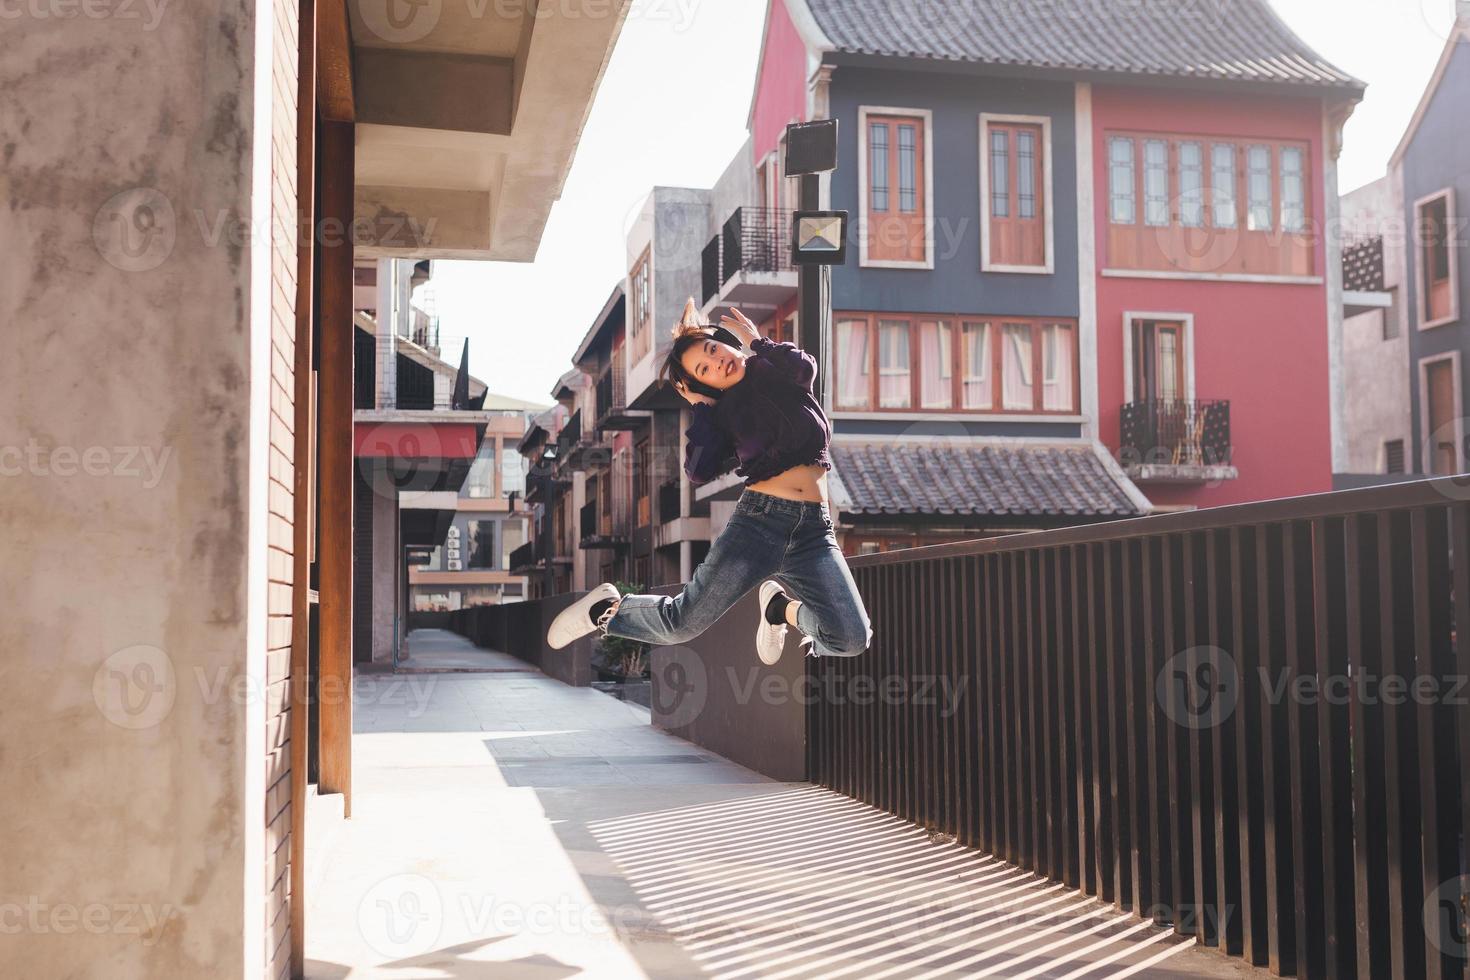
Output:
[547,582,621,650]
[755,580,790,666]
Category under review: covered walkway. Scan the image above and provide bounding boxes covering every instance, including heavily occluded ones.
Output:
[305,630,1260,979]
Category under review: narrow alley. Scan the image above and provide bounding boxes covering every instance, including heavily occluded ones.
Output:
[304,632,1260,979]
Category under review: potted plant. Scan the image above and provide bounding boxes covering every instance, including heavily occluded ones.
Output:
[593,581,650,683]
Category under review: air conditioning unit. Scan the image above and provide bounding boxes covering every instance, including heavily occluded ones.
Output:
[446,526,461,539]
[447,559,463,571]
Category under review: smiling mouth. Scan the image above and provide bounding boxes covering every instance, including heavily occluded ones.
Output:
[725,359,734,377]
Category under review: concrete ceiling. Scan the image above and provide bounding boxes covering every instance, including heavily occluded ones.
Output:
[347,0,629,262]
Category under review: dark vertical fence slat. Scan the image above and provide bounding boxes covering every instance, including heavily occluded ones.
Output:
[1185,531,1219,944]
[1453,505,1470,980]
[1090,542,1116,903]
[1208,528,1242,955]
[1105,540,1133,908]
[1347,516,1392,980]
[1258,523,1297,975]
[1410,506,1459,980]
[1313,518,1358,978]
[1381,509,1425,980]
[1232,526,1269,965]
[1055,546,1079,888]
[1141,537,1168,923]
[1164,534,1194,935]
[1038,548,1059,880]
[1071,543,1097,895]
[1284,521,1326,979]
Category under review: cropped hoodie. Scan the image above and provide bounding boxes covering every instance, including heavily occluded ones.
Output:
[683,337,833,487]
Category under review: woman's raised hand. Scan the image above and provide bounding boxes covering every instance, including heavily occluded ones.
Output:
[719,308,761,348]
[672,379,717,407]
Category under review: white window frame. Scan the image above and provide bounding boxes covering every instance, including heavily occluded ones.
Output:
[1418,350,1463,475]
[978,113,1055,274]
[857,105,935,270]
[1414,188,1460,331]
[1122,311,1196,404]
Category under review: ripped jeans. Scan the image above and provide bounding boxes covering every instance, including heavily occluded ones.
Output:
[604,488,873,658]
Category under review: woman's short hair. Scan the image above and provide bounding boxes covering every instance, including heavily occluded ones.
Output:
[658,297,739,400]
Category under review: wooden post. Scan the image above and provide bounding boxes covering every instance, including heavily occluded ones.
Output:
[288,0,318,972]
[317,117,354,814]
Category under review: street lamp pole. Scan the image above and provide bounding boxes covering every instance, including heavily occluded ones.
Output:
[785,119,845,411]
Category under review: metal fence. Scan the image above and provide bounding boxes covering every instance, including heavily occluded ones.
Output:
[1120,399,1232,468]
[812,478,1470,979]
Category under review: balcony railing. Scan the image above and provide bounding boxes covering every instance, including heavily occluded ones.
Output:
[1343,234,1386,293]
[701,206,793,304]
[595,347,644,431]
[1119,399,1232,478]
[808,477,1470,980]
[579,499,628,549]
[507,540,538,573]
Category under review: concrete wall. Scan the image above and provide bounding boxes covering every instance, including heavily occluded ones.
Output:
[0,0,291,976]
[1341,177,1412,474]
[1401,37,1470,471]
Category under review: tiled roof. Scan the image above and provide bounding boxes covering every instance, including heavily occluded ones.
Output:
[831,441,1145,519]
[803,0,1363,91]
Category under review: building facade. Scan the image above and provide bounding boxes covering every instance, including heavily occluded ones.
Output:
[1338,10,1469,481]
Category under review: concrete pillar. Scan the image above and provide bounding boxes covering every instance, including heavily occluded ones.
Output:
[375,257,397,408]
[0,1,282,975]
[372,491,398,663]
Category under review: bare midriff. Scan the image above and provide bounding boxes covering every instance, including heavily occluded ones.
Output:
[746,463,829,503]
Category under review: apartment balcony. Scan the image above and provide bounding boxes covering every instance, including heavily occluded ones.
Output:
[595,348,648,432]
[1119,399,1238,483]
[579,499,628,550]
[507,540,539,575]
[554,408,606,472]
[700,206,797,322]
[1342,233,1393,317]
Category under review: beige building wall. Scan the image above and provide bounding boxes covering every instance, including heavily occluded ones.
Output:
[0,1,299,977]
[1341,175,1413,473]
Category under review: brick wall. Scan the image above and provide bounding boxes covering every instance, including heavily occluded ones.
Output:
[265,0,300,973]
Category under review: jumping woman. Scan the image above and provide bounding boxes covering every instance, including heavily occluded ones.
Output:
[547,300,873,665]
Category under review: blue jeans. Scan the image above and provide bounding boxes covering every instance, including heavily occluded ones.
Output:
[605,489,873,658]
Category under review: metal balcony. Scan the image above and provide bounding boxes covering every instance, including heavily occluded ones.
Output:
[700,206,797,320]
[579,499,629,550]
[595,348,647,432]
[1119,398,1236,483]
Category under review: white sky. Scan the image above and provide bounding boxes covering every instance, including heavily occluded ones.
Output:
[435,0,1461,405]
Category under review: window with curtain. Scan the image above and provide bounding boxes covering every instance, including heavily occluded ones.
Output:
[832,313,1074,414]
[1001,323,1034,410]
[990,130,1009,218]
[1247,144,1273,231]
[1041,323,1075,412]
[898,124,917,212]
[1179,141,1204,228]
[1212,143,1237,228]
[1279,147,1305,232]
[878,319,911,408]
[500,446,524,497]
[834,318,870,410]
[918,320,952,409]
[1109,137,1135,224]
[962,321,992,410]
[1144,139,1169,227]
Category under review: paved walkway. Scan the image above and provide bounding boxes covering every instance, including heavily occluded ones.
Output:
[306,631,1263,979]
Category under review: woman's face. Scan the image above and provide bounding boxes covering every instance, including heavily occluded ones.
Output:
[680,337,746,391]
